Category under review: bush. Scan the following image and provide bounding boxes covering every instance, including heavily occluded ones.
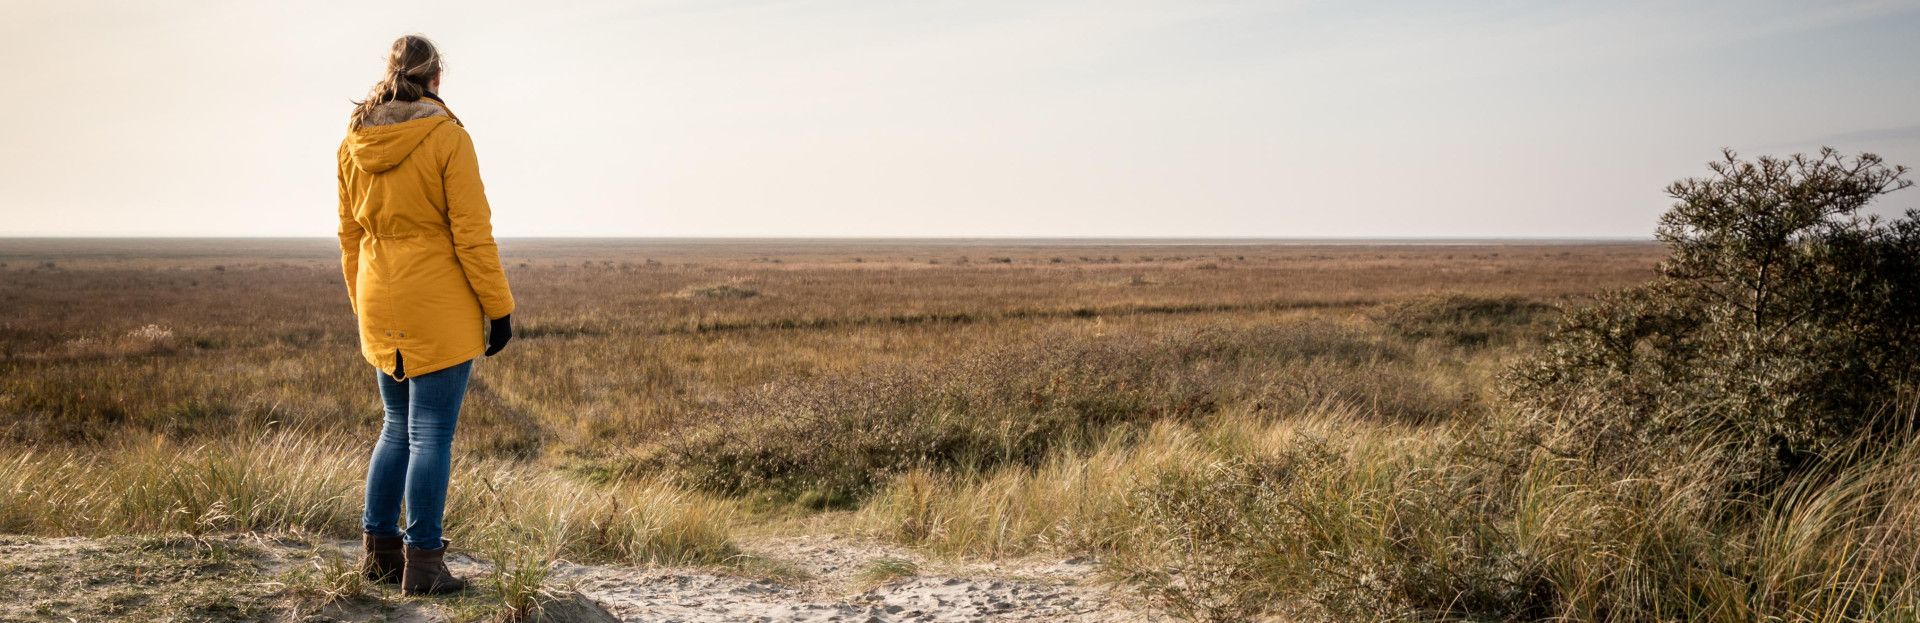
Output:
[1509,149,1919,487]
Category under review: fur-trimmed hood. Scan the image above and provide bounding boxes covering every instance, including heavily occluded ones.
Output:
[344,99,457,174]
[359,98,449,128]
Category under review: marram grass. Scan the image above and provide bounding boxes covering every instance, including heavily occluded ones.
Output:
[0,431,740,567]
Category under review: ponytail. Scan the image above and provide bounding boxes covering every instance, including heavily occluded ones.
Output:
[349,35,443,130]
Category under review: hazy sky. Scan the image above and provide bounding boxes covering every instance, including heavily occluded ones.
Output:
[2,0,1917,238]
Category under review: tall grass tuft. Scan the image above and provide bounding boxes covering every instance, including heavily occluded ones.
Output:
[0,433,363,536]
[0,432,741,567]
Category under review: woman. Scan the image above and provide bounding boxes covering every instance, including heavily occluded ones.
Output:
[336,34,514,596]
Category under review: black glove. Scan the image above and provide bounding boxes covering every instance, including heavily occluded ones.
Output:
[486,314,512,356]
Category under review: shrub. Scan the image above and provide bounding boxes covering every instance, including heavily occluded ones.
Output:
[1509,149,1919,487]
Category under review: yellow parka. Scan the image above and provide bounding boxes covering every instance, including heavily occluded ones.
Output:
[337,97,514,380]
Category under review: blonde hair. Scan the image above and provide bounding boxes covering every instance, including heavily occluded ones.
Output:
[349,35,444,129]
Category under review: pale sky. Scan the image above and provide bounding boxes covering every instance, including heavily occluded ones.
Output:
[2,0,1917,238]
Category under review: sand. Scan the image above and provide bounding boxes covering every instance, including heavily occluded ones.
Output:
[0,533,1166,622]
[544,534,1166,622]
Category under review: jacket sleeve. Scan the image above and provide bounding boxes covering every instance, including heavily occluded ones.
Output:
[336,142,364,315]
[442,127,516,319]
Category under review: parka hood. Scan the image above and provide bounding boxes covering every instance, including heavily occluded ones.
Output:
[345,99,453,174]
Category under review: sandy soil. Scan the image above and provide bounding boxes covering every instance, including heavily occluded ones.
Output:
[0,533,1166,622]
[549,534,1166,622]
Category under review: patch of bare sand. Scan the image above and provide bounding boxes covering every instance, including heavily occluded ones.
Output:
[0,533,1164,622]
[555,534,1166,622]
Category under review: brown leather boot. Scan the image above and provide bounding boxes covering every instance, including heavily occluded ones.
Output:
[360,533,405,584]
[401,540,468,596]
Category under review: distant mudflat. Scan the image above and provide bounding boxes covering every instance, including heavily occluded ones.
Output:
[0,236,1658,269]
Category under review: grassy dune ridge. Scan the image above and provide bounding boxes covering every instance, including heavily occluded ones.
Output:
[24,239,1907,620]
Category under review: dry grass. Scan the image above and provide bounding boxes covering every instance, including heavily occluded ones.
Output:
[0,239,1657,449]
[856,404,1920,622]
[16,238,1808,621]
[650,320,1474,507]
[0,432,738,566]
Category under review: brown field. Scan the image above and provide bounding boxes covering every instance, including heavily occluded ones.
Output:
[0,238,1658,447]
[10,238,1782,621]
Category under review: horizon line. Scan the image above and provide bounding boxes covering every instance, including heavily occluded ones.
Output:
[0,234,1659,242]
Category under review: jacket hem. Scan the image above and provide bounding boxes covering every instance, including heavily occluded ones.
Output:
[362,343,485,381]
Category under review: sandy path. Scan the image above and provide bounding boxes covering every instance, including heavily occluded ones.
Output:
[536,534,1167,622]
[0,533,1165,622]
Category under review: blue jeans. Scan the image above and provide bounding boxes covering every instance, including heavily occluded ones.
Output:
[362,359,473,550]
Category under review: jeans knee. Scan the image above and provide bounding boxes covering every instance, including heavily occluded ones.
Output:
[408,430,453,455]
[377,422,409,445]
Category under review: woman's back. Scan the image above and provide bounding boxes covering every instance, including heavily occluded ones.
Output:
[337,96,513,380]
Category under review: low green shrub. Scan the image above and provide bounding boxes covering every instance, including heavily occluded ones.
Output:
[1509,149,1920,490]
